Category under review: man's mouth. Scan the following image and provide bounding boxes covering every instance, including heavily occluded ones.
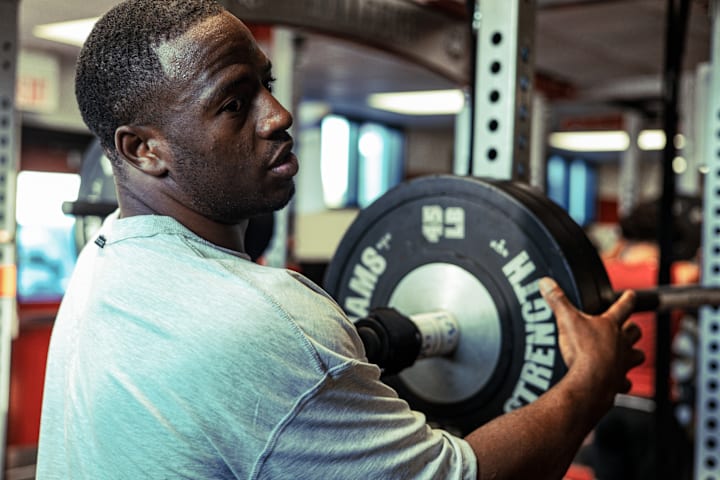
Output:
[268,143,299,178]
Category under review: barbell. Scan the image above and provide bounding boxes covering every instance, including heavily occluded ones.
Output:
[323,175,718,434]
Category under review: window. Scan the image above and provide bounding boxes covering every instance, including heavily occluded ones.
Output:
[568,158,597,226]
[546,155,597,226]
[16,171,80,302]
[320,115,404,209]
[546,155,569,210]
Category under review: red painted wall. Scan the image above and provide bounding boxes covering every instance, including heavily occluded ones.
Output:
[7,307,57,446]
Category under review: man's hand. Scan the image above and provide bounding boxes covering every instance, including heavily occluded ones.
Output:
[539,277,645,411]
[467,277,646,480]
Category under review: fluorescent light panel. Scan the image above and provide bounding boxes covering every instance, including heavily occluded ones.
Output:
[368,89,464,115]
[637,130,666,151]
[33,17,98,47]
[549,131,630,152]
[550,129,680,152]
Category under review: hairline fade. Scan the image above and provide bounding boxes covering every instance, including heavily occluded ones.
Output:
[75,0,225,165]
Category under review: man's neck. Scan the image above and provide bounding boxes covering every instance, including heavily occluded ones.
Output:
[117,192,249,253]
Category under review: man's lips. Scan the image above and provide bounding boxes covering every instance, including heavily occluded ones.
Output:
[268,143,299,178]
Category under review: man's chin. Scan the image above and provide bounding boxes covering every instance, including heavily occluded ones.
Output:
[270,182,295,212]
[244,183,295,219]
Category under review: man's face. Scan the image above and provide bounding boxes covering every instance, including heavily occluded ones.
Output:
[153,11,297,223]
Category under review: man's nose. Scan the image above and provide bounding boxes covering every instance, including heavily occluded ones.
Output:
[257,90,293,137]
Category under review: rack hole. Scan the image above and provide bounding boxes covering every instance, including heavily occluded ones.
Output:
[708,418,718,431]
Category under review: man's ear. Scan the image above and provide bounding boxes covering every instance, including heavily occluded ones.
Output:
[114,125,170,177]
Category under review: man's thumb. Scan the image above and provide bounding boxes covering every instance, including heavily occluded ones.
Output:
[538,277,574,319]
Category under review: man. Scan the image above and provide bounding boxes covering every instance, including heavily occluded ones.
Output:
[37,1,643,478]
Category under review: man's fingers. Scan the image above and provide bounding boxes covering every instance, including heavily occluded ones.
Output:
[629,348,645,368]
[538,277,576,319]
[539,278,637,329]
[604,289,636,326]
[623,321,642,345]
[620,378,632,394]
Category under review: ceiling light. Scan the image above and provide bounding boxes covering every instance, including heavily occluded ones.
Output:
[548,131,630,152]
[549,129,683,153]
[637,130,665,151]
[33,17,98,47]
[674,133,686,149]
[672,156,688,174]
[367,89,464,115]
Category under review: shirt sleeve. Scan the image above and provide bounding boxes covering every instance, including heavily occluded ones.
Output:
[252,359,477,480]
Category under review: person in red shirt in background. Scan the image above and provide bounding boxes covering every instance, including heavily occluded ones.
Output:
[582,195,702,480]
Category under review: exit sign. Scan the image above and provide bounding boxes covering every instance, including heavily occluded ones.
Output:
[16,50,59,114]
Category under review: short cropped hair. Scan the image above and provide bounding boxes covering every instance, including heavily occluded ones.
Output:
[75,0,224,159]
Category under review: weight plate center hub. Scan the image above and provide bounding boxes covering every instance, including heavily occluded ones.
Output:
[389,262,502,404]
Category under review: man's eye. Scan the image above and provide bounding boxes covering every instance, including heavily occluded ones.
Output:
[221,98,244,113]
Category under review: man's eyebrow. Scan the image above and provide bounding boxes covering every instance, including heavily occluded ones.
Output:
[203,62,274,110]
[203,75,252,110]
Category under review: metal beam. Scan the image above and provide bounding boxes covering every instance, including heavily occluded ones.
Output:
[219,0,471,85]
[0,0,19,476]
[471,0,536,181]
[696,1,720,477]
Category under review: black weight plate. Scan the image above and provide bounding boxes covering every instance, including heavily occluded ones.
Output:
[324,175,603,433]
[497,181,615,313]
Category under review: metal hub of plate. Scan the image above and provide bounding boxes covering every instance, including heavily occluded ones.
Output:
[388,262,502,404]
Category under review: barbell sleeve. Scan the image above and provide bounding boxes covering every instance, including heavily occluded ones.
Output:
[355,308,459,374]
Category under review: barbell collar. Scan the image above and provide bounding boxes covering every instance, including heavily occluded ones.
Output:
[356,308,460,374]
[355,307,422,375]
